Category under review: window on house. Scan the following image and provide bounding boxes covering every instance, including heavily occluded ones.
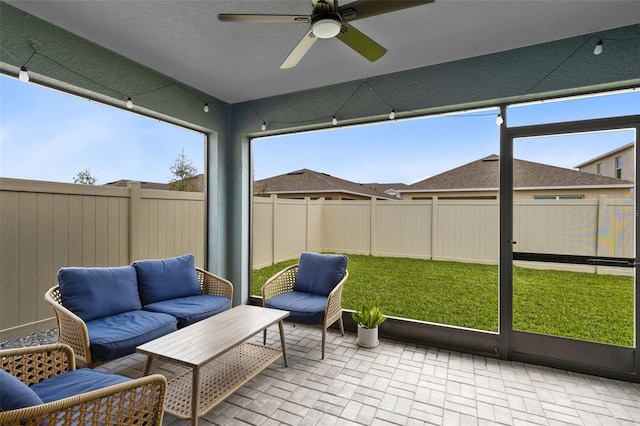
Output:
[534,195,585,200]
[615,156,622,178]
[596,162,602,175]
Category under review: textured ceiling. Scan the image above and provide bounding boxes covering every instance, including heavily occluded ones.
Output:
[7,0,640,104]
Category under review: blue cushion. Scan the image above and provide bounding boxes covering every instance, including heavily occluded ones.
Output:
[58,266,142,322]
[0,369,43,411]
[133,254,202,305]
[266,291,328,324]
[293,252,348,296]
[86,310,177,361]
[30,368,130,403]
[144,294,230,328]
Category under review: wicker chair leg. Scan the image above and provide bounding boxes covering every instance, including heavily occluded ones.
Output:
[338,317,345,336]
[321,328,326,360]
[263,329,267,345]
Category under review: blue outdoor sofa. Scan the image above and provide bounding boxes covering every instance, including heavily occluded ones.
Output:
[44,253,233,367]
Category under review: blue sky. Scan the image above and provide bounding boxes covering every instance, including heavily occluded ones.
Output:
[1,74,638,185]
[1,75,204,185]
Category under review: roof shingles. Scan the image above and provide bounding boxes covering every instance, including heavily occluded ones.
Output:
[405,154,632,191]
[255,169,397,199]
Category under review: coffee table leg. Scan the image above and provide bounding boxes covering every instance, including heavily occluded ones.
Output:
[278,320,288,367]
[191,367,200,426]
[143,355,153,376]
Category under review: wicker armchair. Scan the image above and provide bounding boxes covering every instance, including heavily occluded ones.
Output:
[45,267,234,367]
[0,343,166,426]
[262,254,348,359]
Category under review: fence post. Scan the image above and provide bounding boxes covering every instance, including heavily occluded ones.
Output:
[431,196,438,260]
[128,181,142,263]
[305,197,311,252]
[319,197,325,253]
[596,195,609,274]
[370,197,376,256]
[271,194,277,266]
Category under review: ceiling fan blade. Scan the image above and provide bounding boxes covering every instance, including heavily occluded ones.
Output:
[280,29,318,69]
[338,0,434,21]
[217,14,310,23]
[335,22,387,62]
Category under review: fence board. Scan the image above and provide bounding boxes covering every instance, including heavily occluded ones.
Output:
[1,191,20,329]
[19,193,37,326]
[36,194,54,321]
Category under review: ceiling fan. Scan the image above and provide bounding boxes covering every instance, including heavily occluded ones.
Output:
[218,0,434,69]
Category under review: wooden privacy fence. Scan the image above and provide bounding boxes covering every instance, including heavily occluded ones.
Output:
[0,178,205,340]
[1,180,634,339]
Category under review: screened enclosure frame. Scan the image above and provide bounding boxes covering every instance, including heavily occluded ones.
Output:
[500,112,640,382]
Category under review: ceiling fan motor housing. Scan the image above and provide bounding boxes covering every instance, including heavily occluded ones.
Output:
[311,13,342,39]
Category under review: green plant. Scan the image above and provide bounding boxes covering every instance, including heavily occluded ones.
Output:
[352,297,386,329]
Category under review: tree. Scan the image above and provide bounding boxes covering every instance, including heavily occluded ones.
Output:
[169,147,198,191]
[73,168,97,185]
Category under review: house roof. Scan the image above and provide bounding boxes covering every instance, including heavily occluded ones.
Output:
[362,182,410,192]
[104,179,171,190]
[403,154,633,192]
[104,174,205,191]
[574,142,635,168]
[255,169,397,200]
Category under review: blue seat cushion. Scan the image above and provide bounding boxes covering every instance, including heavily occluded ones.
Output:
[30,368,130,403]
[86,310,177,361]
[144,295,230,328]
[133,254,202,305]
[58,266,142,322]
[266,291,328,324]
[0,369,43,411]
[293,252,348,296]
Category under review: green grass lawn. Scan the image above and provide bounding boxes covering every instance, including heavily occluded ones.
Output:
[252,254,634,347]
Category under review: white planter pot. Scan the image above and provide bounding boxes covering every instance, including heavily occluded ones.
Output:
[357,325,379,348]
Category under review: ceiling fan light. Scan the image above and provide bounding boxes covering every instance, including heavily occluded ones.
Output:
[312,14,341,39]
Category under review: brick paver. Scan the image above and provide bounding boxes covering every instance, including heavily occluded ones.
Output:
[93,323,640,425]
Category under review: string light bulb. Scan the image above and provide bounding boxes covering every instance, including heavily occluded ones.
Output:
[332,116,338,126]
[203,103,209,113]
[261,122,267,131]
[18,66,29,82]
[593,38,603,55]
[496,113,504,126]
[126,97,133,109]
[389,109,396,120]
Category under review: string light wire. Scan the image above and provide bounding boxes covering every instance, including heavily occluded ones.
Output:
[3,31,637,126]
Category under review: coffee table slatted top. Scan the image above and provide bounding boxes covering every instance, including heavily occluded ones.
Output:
[136,304,289,369]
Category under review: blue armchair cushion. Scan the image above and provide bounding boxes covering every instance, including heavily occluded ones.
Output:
[58,266,142,322]
[30,368,130,403]
[266,291,328,324]
[86,310,177,361]
[144,294,230,328]
[293,252,348,296]
[0,369,43,411]
[133,254,202,305]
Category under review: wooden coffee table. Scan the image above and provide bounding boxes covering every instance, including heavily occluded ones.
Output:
[137,304,289,425]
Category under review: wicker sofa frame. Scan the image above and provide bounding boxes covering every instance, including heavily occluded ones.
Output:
[0,343,166,425]
[44,267,233,367]
[262,264,348,359]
